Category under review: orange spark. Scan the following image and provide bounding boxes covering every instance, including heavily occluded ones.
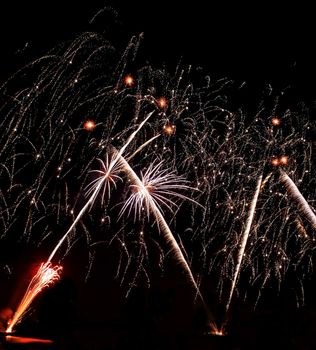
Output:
[84,120,96,131]
[271,158,280,167]
[124,75,134,87]
[158,97,167,108]
[279,156,289,165]
[271,117,281,126]
[163,124,176,135]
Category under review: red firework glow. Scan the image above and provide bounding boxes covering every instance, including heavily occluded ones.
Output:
[5,335,53,344]
[6,262,62,333]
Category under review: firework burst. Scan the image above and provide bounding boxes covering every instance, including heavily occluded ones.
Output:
[119,159,201,221]
[0,25,316,333]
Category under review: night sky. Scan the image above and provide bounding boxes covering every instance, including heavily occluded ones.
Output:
[1,2,316,350]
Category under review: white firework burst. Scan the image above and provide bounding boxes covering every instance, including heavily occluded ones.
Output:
[119,160,200,221]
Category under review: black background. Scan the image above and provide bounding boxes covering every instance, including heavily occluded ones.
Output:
[1,1,316,349]
[1,1,315,83]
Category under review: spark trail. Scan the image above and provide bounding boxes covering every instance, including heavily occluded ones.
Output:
[225,175,263,313]
[280,171,316,232]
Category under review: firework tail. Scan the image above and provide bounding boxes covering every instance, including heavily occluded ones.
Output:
[280,170,316,231]
[111,111,154,169]
[225,175,263,313]
[118,154,209,312]
[48,112,154,262]
[260,172,272,191]
[127,134,160,161]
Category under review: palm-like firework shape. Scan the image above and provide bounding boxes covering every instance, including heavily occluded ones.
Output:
[119,160,199,221]
[85,154,123,206]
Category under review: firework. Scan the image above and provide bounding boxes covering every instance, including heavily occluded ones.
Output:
[225,175,263,312]
[119,159,201,221]
[280,171,316,231]
[6,262,62,333]
[0,31,222,292]
[48,112,154,263]
[119,154,204,298]
[0,26,315,327]
[6,103,208,331]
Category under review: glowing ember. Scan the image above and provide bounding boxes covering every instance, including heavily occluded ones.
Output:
[163,124,176,135]
[6,262,62,333]
[124,75,134,86]
[279,155,289,165]
[270,156,288,167]
[158,97,167,108]
[84,120,96,131]
[272,117,281,126]
[271,158,280,166]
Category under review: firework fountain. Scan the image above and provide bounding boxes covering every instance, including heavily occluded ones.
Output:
[6,263,62,333]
